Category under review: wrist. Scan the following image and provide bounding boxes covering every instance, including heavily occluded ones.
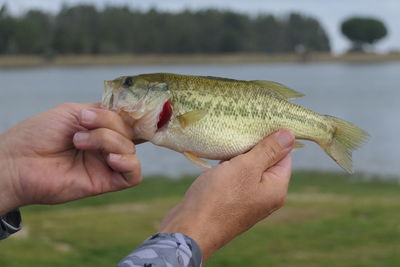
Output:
[0,133,22,215]
[160,210,226,260]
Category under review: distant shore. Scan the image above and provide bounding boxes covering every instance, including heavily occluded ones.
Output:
[1,52,400,68]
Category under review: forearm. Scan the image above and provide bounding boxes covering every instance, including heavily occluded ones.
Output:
[117,233,202,267]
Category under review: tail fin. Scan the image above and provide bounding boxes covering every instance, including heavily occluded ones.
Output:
[322,116,369,173]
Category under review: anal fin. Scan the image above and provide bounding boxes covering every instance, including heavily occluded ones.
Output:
[183,151,212,169]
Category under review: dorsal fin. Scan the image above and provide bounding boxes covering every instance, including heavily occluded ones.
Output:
[251,80,304,99]
[202,76,240,83]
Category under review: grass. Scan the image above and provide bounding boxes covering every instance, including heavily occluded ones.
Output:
[1,52,400,68]
[0,171,399,267]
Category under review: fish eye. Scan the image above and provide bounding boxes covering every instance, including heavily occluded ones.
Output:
[122,77,133,88]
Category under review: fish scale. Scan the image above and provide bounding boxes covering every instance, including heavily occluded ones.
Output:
[102,73,368,172]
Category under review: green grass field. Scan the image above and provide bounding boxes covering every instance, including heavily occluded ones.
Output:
[1,171,399,267]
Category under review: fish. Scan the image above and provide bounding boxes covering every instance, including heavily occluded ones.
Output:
[101,73,368,173]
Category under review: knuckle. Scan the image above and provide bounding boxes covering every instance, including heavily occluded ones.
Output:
[128,160,142,186]
[131,157,141,171]
[131,175,143,187]
[90,129,116,150]
[119,138,135,154]
[98,109,133,138]
[96,128,114,142]
[83,184,101,196]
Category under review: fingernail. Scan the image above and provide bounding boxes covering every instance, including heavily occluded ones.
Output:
[81,109,97,123]
[276,130,294,148]
[109,153,122,161]
[73,132,89,144]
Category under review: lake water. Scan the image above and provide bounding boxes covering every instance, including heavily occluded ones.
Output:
[0,62,399,178]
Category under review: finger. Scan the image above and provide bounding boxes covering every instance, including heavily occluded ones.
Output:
[79,108,134,139]
[243,130,295,171]
[262,153,292,187]
[73,128,135,154]
[107,153,142,187]
[260,154,292,210]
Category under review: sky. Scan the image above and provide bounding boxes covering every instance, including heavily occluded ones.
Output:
[1,0,399,54]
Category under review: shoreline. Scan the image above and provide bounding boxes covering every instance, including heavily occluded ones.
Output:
[1,52,400,68]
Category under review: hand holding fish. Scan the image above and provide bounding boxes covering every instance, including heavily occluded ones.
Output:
[160,130,295,260]
[1,100,294,264]
[0,103,142,214]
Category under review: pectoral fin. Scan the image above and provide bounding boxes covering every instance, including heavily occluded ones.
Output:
[252,80,304,99]
[177,110,207,128]
[183,151,212,169]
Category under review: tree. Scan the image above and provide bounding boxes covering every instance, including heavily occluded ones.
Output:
[341,17,387,52]
[13,10,51,54]
[253,15,281,53]
[0,4,16,54]
[52,5,100,54]
[0,5,332,55]
[281,13,330,53]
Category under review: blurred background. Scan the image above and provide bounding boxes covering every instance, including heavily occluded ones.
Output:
[0,1,399,267]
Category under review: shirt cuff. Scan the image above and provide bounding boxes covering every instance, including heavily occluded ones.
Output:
[117,232,202,267]
[0,209,22,240]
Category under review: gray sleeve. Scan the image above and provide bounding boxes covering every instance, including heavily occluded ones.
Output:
[0,209,22,240]
[117,233,202,267]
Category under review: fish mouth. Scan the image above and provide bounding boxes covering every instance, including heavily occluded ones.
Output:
[101,80,172,139]
[102,80,154,119]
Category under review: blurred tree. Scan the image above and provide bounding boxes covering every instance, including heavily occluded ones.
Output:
[253,15,281,53]
[13,10,51,54]
[281,13,330,53]
[52,5,100,54]
[0,5,332,55]
[218,11,246,52]
[196,9,224,53]
[0,4,16,54]
[170,10,200,53]
[341,17,388,52]
[98,6,137,53]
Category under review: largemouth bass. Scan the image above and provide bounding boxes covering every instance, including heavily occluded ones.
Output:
[102,73,368,173]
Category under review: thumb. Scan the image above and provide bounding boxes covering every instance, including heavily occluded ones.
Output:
[244,130,295,171]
